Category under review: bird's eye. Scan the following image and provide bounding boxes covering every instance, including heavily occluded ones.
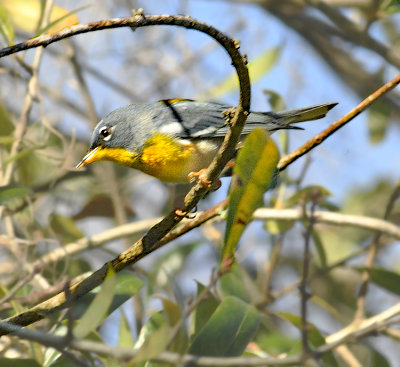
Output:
[99,127,112,141]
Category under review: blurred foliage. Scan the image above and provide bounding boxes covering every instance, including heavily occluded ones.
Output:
[0,0,399,366]
[0,0,79,37]
[203,47,281,99]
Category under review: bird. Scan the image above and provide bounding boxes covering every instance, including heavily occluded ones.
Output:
[76,99,337,183]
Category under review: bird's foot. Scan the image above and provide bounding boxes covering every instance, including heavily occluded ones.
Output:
[188,169,221,191]
[174,207,197,220]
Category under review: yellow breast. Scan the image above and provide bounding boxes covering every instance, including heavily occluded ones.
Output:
[136,133,195,182]
[96,133,220,183]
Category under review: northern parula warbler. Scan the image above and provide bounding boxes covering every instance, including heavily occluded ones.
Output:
[77,99,337,183]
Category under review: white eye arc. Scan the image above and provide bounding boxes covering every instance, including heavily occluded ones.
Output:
[99,126,112,142]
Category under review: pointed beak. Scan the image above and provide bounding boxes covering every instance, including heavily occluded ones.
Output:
[76,146,103,169]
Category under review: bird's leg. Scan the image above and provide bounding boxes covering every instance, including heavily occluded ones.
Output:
[188,169,222,191]
[174,206,197,219]
[187,161,236,191]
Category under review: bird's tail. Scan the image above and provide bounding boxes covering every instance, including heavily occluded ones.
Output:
[276,102,338,124]
[247,102,338,132]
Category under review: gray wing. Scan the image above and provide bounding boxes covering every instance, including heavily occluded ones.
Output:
[150,100,337,139]
[151,100,231,139]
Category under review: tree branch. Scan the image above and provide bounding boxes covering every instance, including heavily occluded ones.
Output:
[0,14,250,332]
[277,72,400,171]
[253,208,400,239]
[353,182,400,322]
[2,300,399,366]
[300,201,318,359]
[26,204,400,274]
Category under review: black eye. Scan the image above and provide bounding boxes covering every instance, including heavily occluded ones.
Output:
[99,127,112,141]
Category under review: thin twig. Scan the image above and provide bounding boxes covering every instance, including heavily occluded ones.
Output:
[254,208,400,239]
[2,202,398,313]
[2,202,398,307]
[0,0,54,186]
[0,321,301,366]
[265,1,400,120]
[300,201,318,358]
[0,0,54,295]
[67,41,131,248]
[353,182,400,322]
[305,0,400,70]
[277,73,400,172]
[2,300,398,366]
[261,235,284,304]
[324,302,400,349]
[0,266,40,306]
[166,270,222,350]
[335,345,363,367]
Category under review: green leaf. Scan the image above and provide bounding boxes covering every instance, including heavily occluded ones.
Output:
[1,145,45,169]
[189,296,260,357]
[312,230,327,268]
[0,5,14,45]
[219,263,250,302]
[369,346,391,367]
[73,267,116,338]
[380,0,400,14]
[150,242,199,289]
[223,128,280,264]
[356,267,400,295]
[368,100,391,143]
[279,312,324,346]
[129,313,170,364]
[43,325,68,367]
[256,331,298,355]
[161,297,188,353]
[119,311,134,348]
[49,214,83,242]
[263,89,285,111]
[134,312,164,349]
[0,101,14,137]
[193,282,219,337]
[264,218,294,235]
[286,185,331,208]
[16,148,58,186]
[0,185,32,204]
[206,47,280,98]
[109,273,143,314]
[279,312,337,366]
[0,136,16,145]
[248,47,281,82]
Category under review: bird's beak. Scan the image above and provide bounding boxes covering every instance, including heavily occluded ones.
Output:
[76,146,103,169]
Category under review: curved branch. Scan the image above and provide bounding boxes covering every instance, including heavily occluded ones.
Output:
[0,15,237,58]
[0,15,250,332]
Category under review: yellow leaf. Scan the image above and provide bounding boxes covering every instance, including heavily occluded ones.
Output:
[0,5,15,44]
[0,0,79,34]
